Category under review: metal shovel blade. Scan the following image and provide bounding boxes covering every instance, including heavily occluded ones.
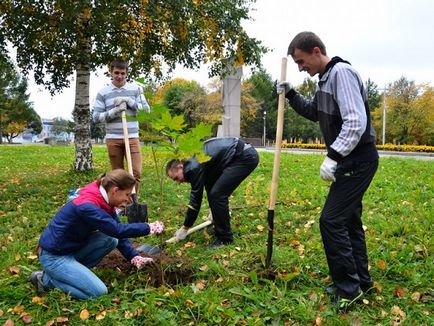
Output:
[126,194,148,223]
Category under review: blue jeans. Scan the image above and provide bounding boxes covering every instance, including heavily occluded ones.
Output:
[39,231,118,300]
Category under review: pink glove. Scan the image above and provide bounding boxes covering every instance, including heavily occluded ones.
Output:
[148,221,164,235]
[131,256,154,269]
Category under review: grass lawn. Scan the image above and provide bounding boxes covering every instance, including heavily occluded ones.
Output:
[0,144,432,325]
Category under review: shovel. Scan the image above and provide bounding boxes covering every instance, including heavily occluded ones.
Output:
[121,110,148,223]
[266,57,287,268]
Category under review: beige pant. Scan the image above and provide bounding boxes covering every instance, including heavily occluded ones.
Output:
[106,138,142,195]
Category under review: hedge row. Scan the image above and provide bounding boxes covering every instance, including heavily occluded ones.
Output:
[281,142,434,153]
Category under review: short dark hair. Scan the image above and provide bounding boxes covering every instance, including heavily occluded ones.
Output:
[165,159,181,176]
[287,31,327,56]
[110,59,129,72]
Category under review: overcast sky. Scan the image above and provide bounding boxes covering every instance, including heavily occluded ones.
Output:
[25,0,434,120]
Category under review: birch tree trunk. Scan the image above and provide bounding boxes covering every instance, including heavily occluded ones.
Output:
[72,6,93,171]
[73,65,92,171]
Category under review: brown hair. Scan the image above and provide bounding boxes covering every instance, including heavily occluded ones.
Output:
[98,169,135,191]
[165,159,181,176]
[287,31,327,56]
[110,59,129,72]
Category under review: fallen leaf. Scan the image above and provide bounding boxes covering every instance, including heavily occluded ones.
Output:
[315,316,322,325]
[393,288,405,298]
[410,292,421,302]
[21,313,32,324]
[390,305,406,325]
[80,309,90,320]
[298,244,305,256]
[289,240,300,247]
[199,265,208,272]
[45,320,55,326]
[185,299,194,305]
[4,319,14,326]
[362,299,369,305]
[134,308,143,317]
[0,309,3,317]
[8,266,20,275]
[257,225,264,232]
[195,281,206,290]
[13,305,24,314]
[377,260,386,270]
[111,298,121,304]
[15,253,21,261]
[56,316,69,324]
[215,277,224,283]
[32,297,44,304]
[155,301,164,306]
[95,311,106,321]
[27,253,38,260]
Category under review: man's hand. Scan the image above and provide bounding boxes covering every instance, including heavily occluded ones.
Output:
[175,226,189,241]
[276,81,293,95]
[320,156,337,182]
[108,102,126,118]
[114,96,135,108]
[130,256,154,269]
[148,221,164,235]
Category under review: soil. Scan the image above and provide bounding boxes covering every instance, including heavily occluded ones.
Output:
[96,246,196,287]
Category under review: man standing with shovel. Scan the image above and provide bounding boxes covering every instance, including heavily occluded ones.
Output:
[166,137,259,248]
[277,31,378,312]
[93,59,150,196]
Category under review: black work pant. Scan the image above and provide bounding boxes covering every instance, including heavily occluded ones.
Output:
[206,147,259,242]
[320,158,378,298]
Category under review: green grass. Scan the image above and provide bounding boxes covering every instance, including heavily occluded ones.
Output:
[0,144,433,325]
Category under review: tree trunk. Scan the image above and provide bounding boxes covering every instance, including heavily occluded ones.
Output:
[73,65,93,171]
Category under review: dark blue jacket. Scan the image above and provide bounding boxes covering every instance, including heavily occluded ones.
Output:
[39,181,150,261]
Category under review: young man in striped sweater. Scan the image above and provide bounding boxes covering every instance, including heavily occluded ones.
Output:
[278,31,378,311]
[93,60,150,195]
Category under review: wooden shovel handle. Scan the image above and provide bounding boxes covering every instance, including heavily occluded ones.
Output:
[165,219,213,244]
[121,111,136,195]
[268,57,287,210]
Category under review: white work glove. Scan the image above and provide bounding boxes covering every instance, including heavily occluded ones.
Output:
[276,81,293,95]
[108,102,126,118]
[175,226,189,241]
[114,96,135,108]
[320,156,338,182]
[148,221,165,235]
[130,256,154,269]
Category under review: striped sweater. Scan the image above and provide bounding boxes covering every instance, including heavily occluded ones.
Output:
[92,82,150,139]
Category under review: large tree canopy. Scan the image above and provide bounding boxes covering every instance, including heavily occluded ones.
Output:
[0,0,267,170]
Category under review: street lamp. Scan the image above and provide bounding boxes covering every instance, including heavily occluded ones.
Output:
[263,110,267,147]
[380,86,388,145]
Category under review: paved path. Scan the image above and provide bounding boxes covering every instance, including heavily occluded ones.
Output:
[257,147,434,161]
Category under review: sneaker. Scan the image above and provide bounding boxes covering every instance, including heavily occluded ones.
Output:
[207,239,232,249]
[30,271,46,294]
[332,290,364,312]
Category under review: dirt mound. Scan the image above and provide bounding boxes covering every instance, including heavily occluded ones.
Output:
[96,248,196,287]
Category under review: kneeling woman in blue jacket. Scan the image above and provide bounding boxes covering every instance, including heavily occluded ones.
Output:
[30,169,164,300]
